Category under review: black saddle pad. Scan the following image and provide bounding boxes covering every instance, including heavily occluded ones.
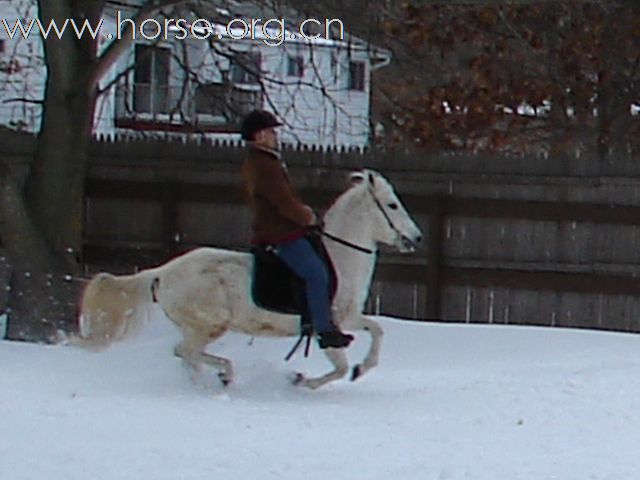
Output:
[250,233,337,316]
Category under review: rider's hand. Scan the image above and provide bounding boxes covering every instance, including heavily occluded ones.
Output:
[303,206,316,225]
[306,209,324,234]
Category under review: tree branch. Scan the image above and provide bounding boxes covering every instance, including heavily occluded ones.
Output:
[2,98,45,106]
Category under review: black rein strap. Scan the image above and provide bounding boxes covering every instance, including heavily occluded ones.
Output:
[321,231,375,255]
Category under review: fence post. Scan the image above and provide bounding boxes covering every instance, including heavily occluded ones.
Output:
[426,197,445,319]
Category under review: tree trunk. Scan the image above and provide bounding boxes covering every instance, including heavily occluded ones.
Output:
[5,267,80,343]
[1,0,183,341]
[25,78,94,261]
[9,73,96,343]
[0,164,80,342]
[2,0,99,342]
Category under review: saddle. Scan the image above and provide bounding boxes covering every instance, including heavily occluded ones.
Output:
[250,233,338,325]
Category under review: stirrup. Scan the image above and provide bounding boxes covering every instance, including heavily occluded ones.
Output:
[284,325,313,361]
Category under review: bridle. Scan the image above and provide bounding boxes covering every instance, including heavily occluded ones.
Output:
[321,184,408,255]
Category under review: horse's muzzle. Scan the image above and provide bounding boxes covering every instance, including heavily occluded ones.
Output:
[399,234,421,252]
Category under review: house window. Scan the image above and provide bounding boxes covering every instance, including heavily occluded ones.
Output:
[195,83,262,123]
[133,44,171,114]
[287,55,304,77]
[230,52,261,85]
[348,61,366,92]
[195,83,226,117]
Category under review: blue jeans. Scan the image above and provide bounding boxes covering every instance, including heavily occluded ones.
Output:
[274,236,334,333]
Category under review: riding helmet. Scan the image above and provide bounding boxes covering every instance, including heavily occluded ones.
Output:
[240,109,282,140]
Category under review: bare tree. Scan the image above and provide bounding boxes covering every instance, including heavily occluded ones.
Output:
[0,0,190,341]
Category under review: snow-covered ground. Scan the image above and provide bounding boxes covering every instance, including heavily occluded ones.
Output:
[2,310,640,480]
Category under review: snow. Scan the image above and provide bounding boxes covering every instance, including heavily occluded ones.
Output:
[2,310,640,480]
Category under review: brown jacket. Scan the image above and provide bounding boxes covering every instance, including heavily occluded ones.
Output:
[241,146,314,244]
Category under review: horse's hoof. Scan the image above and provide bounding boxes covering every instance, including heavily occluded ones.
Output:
[351,365,362,382]
[218,372,231,387]
[290,372,305,386]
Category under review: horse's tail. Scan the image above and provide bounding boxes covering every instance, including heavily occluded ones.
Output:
[76,270,158,348]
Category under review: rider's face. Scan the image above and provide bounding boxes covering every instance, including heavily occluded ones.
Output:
[254,127,279,150]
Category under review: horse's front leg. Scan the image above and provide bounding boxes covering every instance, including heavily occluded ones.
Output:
[292,347,349,390]
[351,316,383,382]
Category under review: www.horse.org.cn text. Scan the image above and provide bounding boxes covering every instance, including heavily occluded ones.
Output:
[1,12,345,47]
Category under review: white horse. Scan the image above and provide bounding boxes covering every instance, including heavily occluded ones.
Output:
[78,169,422,390]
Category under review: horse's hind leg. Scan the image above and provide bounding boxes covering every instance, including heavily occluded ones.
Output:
[293,348,349,390]
[199,350,234,386]
[174,327,234,387]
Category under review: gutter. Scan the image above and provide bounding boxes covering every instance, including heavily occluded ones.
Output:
[370,48,392,71]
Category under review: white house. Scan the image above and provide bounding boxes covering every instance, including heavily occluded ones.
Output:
[0,0,390,148]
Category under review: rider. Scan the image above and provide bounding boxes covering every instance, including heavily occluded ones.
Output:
[240,109,354,349]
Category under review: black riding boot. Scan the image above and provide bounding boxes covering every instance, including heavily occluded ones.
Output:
[317,330,354,349]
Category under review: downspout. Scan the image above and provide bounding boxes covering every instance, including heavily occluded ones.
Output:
[368,49,391,147]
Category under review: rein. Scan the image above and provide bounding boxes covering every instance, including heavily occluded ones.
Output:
[321,231,375,255]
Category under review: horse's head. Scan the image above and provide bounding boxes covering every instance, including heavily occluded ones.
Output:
[349,170,422,252]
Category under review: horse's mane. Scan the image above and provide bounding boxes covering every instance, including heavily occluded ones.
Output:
[323,170,374,217]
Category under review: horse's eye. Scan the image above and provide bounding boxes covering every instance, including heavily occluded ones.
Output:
[388,203,399,210]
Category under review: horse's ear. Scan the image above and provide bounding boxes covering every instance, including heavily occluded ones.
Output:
[349,171,365,185]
